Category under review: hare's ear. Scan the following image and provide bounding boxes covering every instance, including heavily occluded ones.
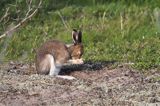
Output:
[72,29,82,44]
[78,30,82,43]
[72,29,78,44]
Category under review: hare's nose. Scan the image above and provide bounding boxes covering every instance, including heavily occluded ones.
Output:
[76,51,80,55]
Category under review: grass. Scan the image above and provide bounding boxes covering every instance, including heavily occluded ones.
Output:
[0,1,160,70]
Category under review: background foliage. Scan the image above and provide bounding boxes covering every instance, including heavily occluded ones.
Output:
[0,0,160,69]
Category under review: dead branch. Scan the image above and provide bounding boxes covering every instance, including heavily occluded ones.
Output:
[0,0,42,39]
[25,0,33,18]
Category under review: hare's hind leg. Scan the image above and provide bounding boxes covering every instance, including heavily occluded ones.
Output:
[46,54,60,76]
[46,54,76,80]
[56,75,76,80]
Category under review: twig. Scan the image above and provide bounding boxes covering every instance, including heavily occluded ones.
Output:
[120,12,123,31]
[57,11,70,31]
[0,0,42,39]
[120,12,125,37]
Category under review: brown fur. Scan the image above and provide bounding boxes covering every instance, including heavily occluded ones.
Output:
[35,29,83,75]
[68,44,83,59]
[36,40,70,74]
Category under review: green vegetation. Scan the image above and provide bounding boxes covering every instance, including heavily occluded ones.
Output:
[0,0,160,69]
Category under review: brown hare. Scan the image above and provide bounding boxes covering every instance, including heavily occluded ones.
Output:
[35,29,83,80]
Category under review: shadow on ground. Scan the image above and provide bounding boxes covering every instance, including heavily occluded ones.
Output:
[60,60,116,75]
[5,60,116,75]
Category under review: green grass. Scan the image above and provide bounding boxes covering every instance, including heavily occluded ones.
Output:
[0,1,160,70]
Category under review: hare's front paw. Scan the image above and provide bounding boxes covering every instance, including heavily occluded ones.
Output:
[68,58,84,64]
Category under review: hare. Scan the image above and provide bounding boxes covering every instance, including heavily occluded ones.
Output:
[35,29,83,80]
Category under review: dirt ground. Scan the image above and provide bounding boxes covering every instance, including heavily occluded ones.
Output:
[0,61,160,106]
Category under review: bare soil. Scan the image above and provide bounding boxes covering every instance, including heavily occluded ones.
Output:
[0,61,160,106]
